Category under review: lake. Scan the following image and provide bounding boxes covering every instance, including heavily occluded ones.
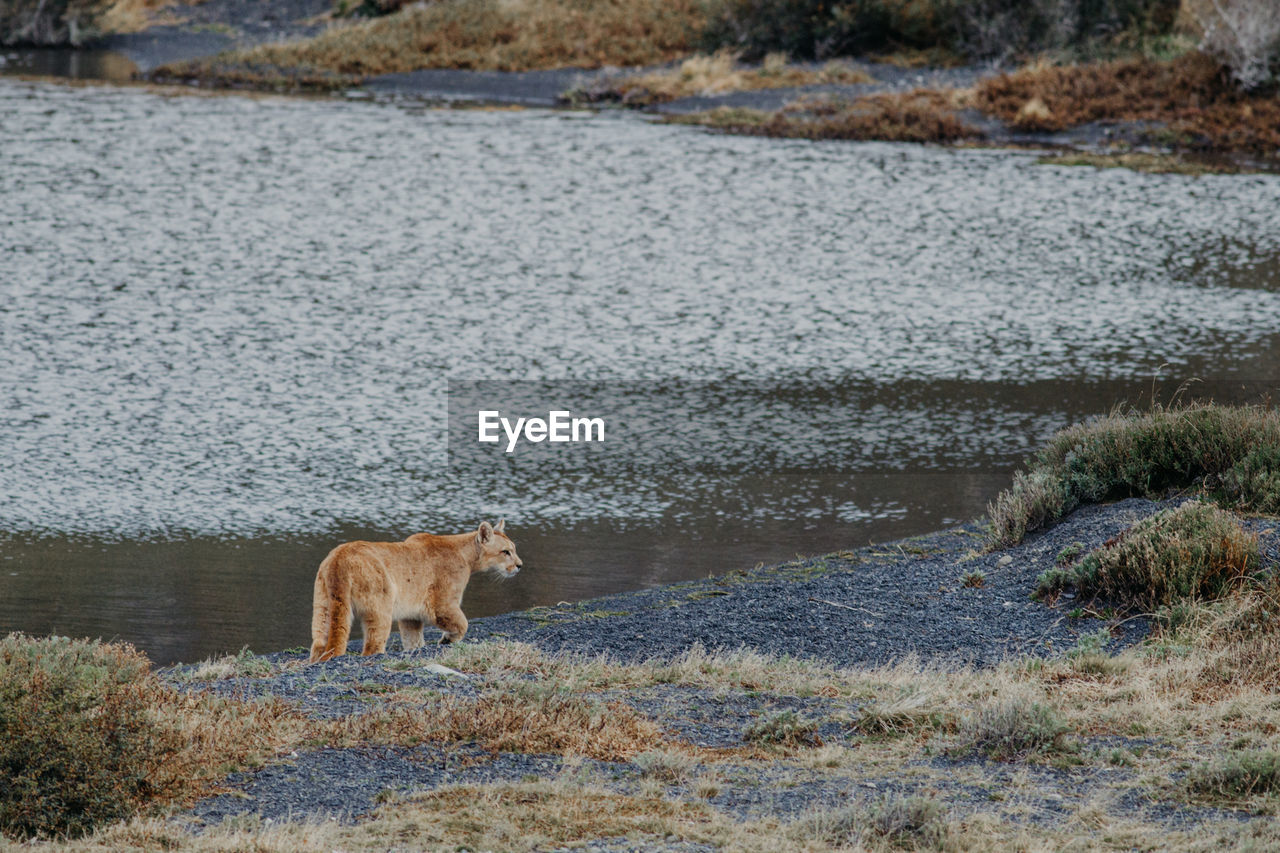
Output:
[2,78,1278,663]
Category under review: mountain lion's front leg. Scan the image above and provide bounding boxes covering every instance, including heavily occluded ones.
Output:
[435,607,468,645]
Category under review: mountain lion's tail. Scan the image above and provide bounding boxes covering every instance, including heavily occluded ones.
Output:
[309,556,352,662]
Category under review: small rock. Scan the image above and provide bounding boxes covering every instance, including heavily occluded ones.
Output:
[997,555,1013,567]
[425,663,468,678]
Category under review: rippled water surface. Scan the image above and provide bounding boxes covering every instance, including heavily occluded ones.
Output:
[2,80,1278,662]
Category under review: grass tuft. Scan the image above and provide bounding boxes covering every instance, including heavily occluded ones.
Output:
[852,689,950,736]
[742,709,823,747]
[183,646,276,681]
[867,794,947,846]
[633,749,700,783]
[1034,501,1259,608]
[1187,749,1280,802]
[580,50,873,105]
[1036,150,1249,174]
[670,89,980,142]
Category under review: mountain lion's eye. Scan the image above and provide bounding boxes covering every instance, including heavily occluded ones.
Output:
[502,549,511,556]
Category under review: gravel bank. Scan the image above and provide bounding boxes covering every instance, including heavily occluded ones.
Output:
[171,498,1280,835]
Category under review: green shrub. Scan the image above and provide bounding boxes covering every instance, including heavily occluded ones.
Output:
[954,698,1071,760]
[1034,501,1259,609]
[1056,542,1085,565]
[1187,749,1280,800]
[988,404,1280,548]
[0,635,183,840]
[1066,627,1129,676]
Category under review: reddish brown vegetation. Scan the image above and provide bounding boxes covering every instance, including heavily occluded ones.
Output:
[973,53,1280,152]
[685,90,981,143]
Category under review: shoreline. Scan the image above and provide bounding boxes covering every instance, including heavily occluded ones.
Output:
[151,495,1280,843]
[5,17,1275,172]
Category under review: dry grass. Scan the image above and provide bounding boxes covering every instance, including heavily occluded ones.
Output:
[183,0,705,79]
[20,612,1280,849]
[52,777,801,852]
[670,89,980,143]
[589,50,873,105]
[973,52,1280,152]
[326,683,661,761]
[154,691,307,792]
[97,0,178,34]
[181,646,276,681]
[1036,150,1251,173]
[437,638,850,696]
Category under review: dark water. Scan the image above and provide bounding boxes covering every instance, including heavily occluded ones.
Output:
[0,48,137,81]
[2,79,1278,663]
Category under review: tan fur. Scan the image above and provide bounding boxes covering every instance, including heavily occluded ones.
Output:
[309,519,522,662]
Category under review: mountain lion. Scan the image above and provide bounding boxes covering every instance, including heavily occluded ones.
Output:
[309,519,522,662]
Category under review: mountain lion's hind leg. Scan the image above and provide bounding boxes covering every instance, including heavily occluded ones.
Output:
[361,611,393,655]
[399,619,425,651]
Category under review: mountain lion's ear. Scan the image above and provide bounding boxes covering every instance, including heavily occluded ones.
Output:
[477,521,493,543]
[495,518,506,533]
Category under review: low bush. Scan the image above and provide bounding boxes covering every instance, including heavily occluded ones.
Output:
[673,90,980,142]
[1035,501,1259,608]
[972,53,1280,151]
[1187,749,1280,800]
[701,0,1181,62]
[867,794,947,846]
[3,0,109,45]
[0,635,185,840]
[1186,0,1280,90]
[987,403,1280,547]
[0,634,303,842]
[701,0,946,62]
[954,698,1071,760]
[1,0,165,45]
